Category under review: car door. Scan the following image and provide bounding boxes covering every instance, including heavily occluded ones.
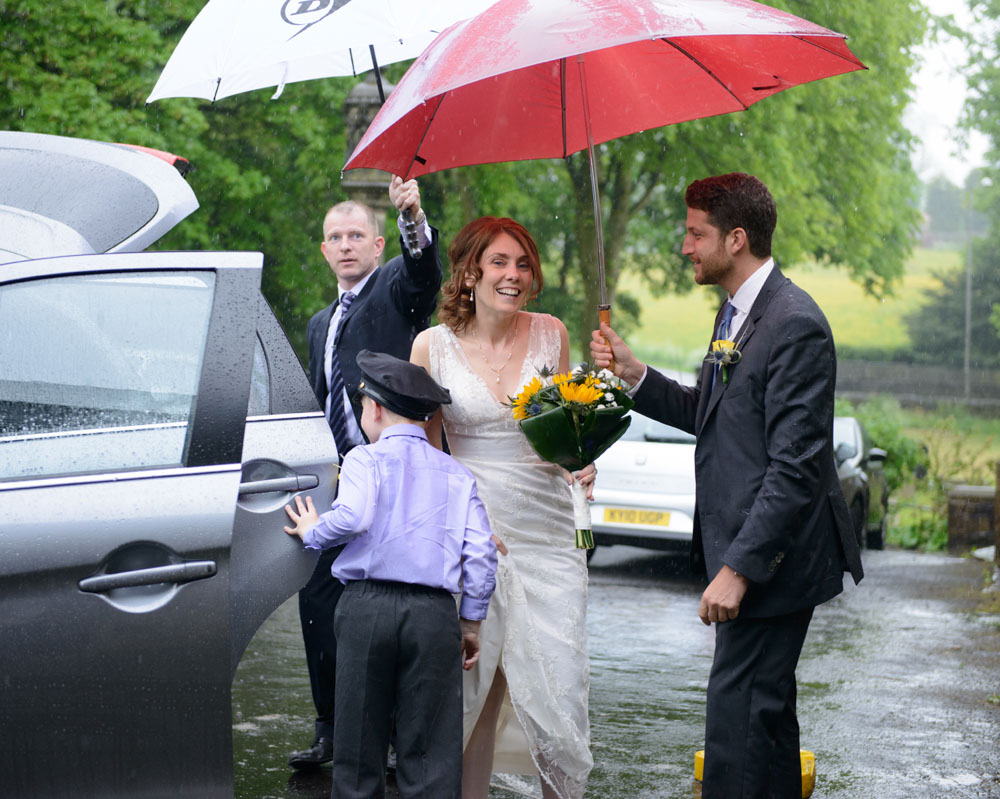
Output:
[0,251,331,799]
[231,293,338,674]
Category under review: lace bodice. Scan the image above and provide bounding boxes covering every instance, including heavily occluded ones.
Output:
[428,313,563,466]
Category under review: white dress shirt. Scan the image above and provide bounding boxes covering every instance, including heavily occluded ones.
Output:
[323,217,433,447]
[725,258,774,342]
[629,258,775,395]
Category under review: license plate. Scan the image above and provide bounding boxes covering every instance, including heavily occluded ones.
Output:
[602,507,671,526]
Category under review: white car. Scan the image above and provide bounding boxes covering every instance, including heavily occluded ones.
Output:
[590,370,697,554]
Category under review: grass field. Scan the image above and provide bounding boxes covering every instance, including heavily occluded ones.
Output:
[625,247,960,370]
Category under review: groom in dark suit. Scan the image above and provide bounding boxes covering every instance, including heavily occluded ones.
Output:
[289,176,442,769]
[591,173,863,798]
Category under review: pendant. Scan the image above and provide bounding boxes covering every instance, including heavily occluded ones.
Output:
[496,375,501,383]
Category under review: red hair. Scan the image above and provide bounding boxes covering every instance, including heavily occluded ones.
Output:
[438,217,542,333]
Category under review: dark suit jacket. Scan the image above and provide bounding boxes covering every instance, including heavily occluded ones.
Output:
[634,267,863,618]
[307,230,441,427]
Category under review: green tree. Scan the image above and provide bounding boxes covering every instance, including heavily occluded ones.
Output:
[1,0,355,357]
[2,0,925,364]
[965,0,1000,220]
[923,175,982,243]
[905,235,1000,367]
[917,2,1000,368]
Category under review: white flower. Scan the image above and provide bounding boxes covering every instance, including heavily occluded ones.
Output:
[604,392,615,402]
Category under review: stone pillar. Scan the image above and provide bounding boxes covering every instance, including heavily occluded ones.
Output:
[343,71,395,264]
[947,484,996,553]
[995,461,1000,567]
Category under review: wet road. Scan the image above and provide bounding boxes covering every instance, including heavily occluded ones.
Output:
[232,547,1000,798]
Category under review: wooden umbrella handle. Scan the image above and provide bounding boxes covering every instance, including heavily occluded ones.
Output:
[598,304,614,372]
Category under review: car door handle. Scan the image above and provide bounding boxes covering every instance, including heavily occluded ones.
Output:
[78,561,217,593]
[238,474,320,495]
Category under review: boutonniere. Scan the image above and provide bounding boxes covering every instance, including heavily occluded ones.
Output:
[705,334,745,384]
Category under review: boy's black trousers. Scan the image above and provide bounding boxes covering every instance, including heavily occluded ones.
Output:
[331,579,463,799]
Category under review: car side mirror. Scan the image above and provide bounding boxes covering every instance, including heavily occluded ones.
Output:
[867,447,887,463]
[835,441,857,465]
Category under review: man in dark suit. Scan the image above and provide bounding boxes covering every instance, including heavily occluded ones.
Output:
[289,176,442,769]
[591,173,863,798]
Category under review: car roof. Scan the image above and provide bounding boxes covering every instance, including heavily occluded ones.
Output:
[0,131,198,264]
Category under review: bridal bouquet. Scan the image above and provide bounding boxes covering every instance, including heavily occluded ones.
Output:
[507,365,633,548]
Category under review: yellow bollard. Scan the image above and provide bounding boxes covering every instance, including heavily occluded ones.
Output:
[694,749,816,798]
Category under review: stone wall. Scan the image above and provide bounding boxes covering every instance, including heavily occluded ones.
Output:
[947,482,996,554]
[837,360,1000,410]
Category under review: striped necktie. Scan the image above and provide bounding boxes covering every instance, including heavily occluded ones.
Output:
[326,291,356,456]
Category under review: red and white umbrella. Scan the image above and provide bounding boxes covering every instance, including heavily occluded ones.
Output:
[343,0,867,318]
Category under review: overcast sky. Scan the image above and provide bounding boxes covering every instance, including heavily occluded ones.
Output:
[904,0,990,185]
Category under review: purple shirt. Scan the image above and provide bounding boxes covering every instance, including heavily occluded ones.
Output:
[302,424,497,620]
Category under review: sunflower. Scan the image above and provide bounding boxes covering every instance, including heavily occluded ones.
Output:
[511,376,545,420]
[557,379,604,405]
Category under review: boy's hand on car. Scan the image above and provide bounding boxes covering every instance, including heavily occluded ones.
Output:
[284,495,320,540]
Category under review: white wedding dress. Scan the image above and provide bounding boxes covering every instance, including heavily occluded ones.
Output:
[427,313,592,799]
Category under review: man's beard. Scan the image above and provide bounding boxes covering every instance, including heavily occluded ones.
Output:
[694,239,732,286]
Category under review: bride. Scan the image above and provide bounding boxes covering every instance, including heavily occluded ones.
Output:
[410,216,594,799]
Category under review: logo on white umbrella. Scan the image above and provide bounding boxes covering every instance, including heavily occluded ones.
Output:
[280,0,354,32]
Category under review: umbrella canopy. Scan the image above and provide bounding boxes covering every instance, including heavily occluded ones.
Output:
[343,0,867,179]
[147,0,501,103]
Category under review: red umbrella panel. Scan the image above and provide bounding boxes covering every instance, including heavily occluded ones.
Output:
[344,0,867,309]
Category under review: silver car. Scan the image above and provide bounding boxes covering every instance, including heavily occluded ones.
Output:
[0,132,338,798]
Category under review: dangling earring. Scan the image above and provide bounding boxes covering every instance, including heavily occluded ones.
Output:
[469,287,475,304]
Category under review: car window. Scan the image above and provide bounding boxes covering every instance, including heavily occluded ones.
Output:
[0,271,215,480]
[620,412,696,444]
[249,294,322,416]
[833,417,853,448]
[248,334,270,415]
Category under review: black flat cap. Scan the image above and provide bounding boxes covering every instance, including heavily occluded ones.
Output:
[356,350,452,421]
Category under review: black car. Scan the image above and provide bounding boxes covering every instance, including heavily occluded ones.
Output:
[834,415,889,550]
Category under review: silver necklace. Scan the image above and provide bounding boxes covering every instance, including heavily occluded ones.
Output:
[471,315,519,384]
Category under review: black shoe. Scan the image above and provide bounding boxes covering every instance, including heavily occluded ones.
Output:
[288,736,333,769]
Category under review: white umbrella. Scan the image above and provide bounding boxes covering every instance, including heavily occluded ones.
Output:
[147,0,499,103]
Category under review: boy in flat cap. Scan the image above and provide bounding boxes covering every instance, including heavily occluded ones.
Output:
[284,350,498,799]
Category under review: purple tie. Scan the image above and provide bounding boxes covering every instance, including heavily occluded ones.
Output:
[327,291,355,456]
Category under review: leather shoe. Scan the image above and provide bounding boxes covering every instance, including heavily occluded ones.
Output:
[288,736,333,769]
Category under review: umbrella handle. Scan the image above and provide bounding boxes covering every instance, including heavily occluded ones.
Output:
[598,304,614,372]
[400,208,423,260]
